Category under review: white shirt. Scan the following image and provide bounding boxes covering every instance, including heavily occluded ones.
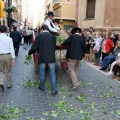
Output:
[44,18,60,33]
[0,33,15,58]
[94,37,103,51]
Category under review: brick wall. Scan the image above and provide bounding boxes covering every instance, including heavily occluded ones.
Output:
[104,0,120,27]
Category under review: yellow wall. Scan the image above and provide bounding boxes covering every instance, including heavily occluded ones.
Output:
[60,4,75,19]
[53,0,76,30]
[53,0,75,19]
[0,0,6,18]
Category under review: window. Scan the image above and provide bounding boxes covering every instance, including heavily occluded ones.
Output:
[64,25,74,30]
[86,0,96,18]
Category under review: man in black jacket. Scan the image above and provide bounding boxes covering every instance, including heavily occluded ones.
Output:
[62,27,87,90]
[10,26,21,56]
[28,25,58,95]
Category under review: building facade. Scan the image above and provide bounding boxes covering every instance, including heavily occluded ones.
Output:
[21,0,28,28]
[0,0,7,26]
[53,0,76,30]
[78,0,120,31]
[0,0,22,28]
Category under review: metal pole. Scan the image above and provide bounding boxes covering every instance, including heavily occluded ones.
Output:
[75,0,79,27]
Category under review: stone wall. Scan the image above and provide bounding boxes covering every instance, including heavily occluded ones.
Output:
[104,0,120,27]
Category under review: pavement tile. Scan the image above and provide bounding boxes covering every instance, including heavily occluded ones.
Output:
[0,46,120,120]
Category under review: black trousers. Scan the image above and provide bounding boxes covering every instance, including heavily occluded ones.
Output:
[27,35,32,45]
[24,36,28,45]
[102,52,109,61]
[14,44,19,56]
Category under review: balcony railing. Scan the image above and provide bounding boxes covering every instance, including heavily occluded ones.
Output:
[54,11,61,17]
[53,0,61,4]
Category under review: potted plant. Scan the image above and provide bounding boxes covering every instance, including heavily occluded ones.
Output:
[3,6,15,13]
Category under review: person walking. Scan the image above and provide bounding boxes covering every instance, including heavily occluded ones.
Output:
[27,25,58,95]
[62,27,87,90]
[0,25,15,92]
[10,26,21,56]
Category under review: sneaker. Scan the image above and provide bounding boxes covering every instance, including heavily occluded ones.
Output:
[108,71,112,75]
[38,86,45,91]
[96,64,99,66]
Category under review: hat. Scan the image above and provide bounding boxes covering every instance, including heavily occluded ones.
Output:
[71,27,82,34]
[47,12,55,16]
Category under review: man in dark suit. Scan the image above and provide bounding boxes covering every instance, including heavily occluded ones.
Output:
[28,25,58,96]
[10,26,21,56]
[62,27,87,90]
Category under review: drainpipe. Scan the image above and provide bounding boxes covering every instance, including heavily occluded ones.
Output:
[8,0,10,27]
[75,0,79,27]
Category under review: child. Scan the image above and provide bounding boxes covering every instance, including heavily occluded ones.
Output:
[93,33,103,66]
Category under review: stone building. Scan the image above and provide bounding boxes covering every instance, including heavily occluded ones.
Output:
[77,0,120,31]
[0,0,22,27]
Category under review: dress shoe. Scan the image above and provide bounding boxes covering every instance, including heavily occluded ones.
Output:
[99,67,106,70]
[38,86,45,91]
[52,91,58,96]
[73,84,80,90]
[0,84,4,92]
[7,84,12,89]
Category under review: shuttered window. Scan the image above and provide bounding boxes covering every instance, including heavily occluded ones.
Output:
[86,0,96,18]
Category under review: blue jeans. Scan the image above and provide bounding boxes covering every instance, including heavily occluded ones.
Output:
[101,55,115,68]
[39,63,57,93]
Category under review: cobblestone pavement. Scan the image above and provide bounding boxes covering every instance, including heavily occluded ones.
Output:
[0,45,120,120]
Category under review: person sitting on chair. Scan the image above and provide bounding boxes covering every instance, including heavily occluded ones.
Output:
[44,12,60,35]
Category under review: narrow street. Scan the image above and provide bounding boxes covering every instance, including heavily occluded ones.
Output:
[0,45,120,120]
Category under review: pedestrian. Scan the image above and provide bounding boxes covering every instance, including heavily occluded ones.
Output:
[44,11,60,35]
[62,27,87,90]
[85,32,91,61]
[93,33,103,66]
[27,25,58,95]
[10,26,22,56]
[22,27,27,45]
[101,32,113,60]
[100,40,120,71]
[108,40,120,74]
[27,28,32,45]
[89,32,96,62]
[0,25,15,92]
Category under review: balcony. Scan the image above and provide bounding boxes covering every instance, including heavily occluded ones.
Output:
[54,10,61,17]
[53,0,61,7]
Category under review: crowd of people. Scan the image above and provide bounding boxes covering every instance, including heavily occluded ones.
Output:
[0,11,120,95]
[80,27,120,81]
